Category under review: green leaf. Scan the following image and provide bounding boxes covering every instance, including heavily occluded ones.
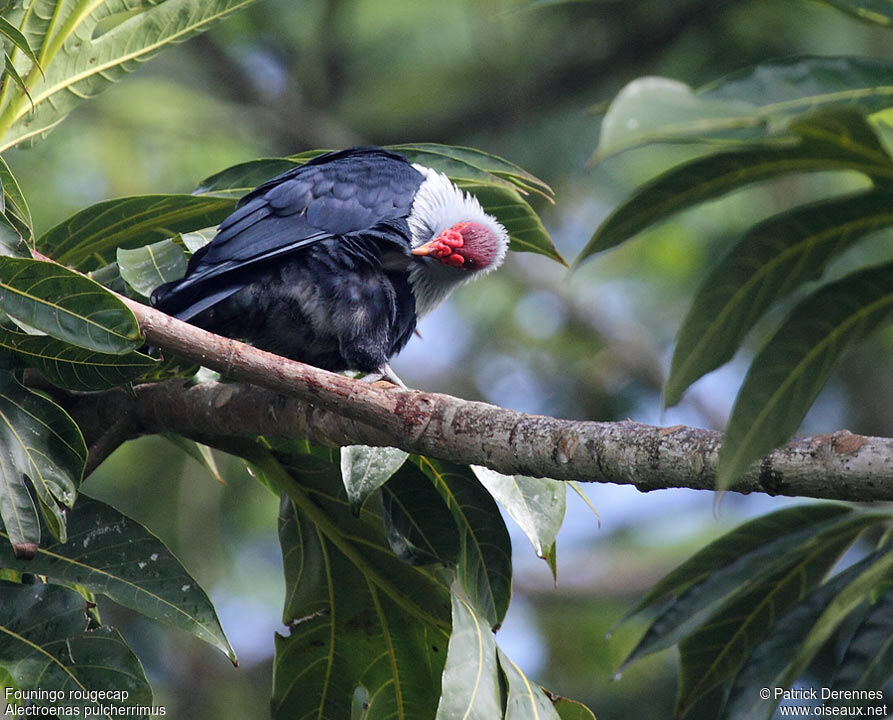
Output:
[554,697,598,720]
[37,194,234,270]
[0,155,33,242]
[434,581,503,720]
[0,0,264,152]
[415,457,513,628]
[0,370,85,553]
[718,261,893,488]
[619,506,886,668]
[472,465,566,561]
[457,181,567,265]
[830,583,893,692]
[581,111,893,260]
[162,434,224,484]
[390,142,555,201]
[194,158,305,199]
[499,647,562,720]
[818,0,893,26]
[256,450,451,631]
[723,551,890,720]
[381,460,460,566]
[116,238,187,298]
[0,581,152,716]
[619,504,852,623]
[594,56,893,160]
[0,327,157,391]
[273,492,447,720]
[340,445,409,513]
[0,16,41,71]
[0,257,142,353]
[674,536,853,717]
[666,188,893,407]
[0,493,235,662]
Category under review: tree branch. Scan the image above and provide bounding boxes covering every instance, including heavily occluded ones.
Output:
[66,295,893,502]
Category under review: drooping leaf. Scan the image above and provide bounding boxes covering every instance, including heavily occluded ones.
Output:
[0,327,157,391]
[723,551,890,720]
[581,111,893,260]
[674,536,854,717]
[499,647,562,720]
[0,16,41,71]
[818,0,893,26]
[718,261,893,488]
[618,504,852,624]
[273,491,448,720]
[162,434,225,484]
[594,56,893,160]
[0,257,141,353]
[830,583,893,693]
[619,506,886,668]
[0,155,33,241]
[554,697,598,720]
[457,181,566,265]
[0,0,264,152]
[0,581,152,716]
[340,444,409,513]
[415,456,513,628]
[254,449,452,631]
[194,157,306,198]
[0,494,236,663]
[390,143,555,201]
[37,194,234,270]
[117,239,187,297]
[472,465,566,562]
[666,189,893,407]
[0,370,85,553]
[434,581,503,720]
[381,460,460,566]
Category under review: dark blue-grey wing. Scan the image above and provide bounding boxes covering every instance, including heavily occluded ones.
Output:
[151,147,424,318]
[188,146,424,278]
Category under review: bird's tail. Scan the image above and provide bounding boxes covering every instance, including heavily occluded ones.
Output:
[150,278,241,322]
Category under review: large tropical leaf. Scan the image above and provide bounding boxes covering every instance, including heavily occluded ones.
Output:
[0,0,263,152]
[381,459,460,567]
[434,582,503,720]
[116,238,187,297]
[581,111,893,260]
[498,647,563,720]
[0,257,141,353]
[618,506,887,668]
[273,489,448,720]
[594,56,893,160]
[830,583,893,693]
[0,370,85,554]
[340,444,409,513]
[723,551,892,720]
[717,261,893,488]
[415,457,513,628]
[0,327,157,391]
[665,188,893,407]
[472,465,565,570]
[0,494,235,662]
[37,194,234,270]
[0,580,152,717]
[674,537,853,717]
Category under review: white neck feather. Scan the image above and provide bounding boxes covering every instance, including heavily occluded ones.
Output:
[406,164,508,317]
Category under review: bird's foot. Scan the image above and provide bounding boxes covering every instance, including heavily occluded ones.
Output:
[361,363,407,389]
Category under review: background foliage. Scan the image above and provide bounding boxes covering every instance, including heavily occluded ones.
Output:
[0,1,891,719]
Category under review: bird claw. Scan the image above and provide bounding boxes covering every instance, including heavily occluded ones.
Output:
[361,363,407,389]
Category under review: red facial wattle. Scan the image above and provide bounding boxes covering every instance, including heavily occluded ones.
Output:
[411,221,496,270]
